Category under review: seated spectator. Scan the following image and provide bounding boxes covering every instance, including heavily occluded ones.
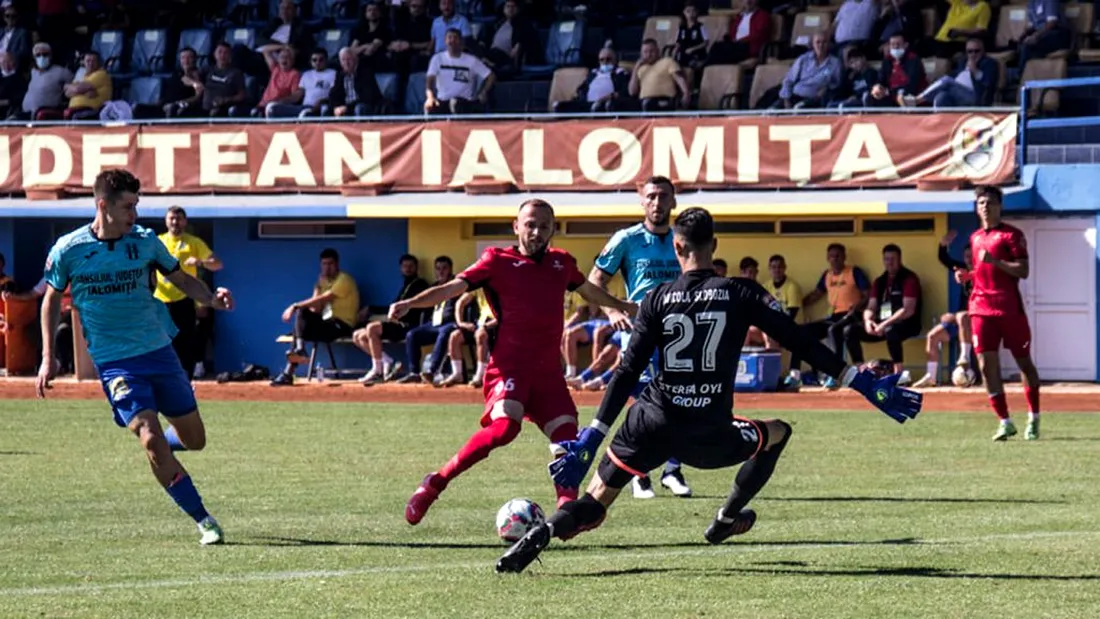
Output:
[390,0,433,73]
[933,0,992,59]
[259,0,314,68]
[63,51,111,120]
[865,33,925,107]
[268,48,335,118]
[19,43,71,121]
[713,258,729,277]
[351,1,393,73]
[844,243,922,376]
[0,251,13,292]
[674,1,709,74]
[562,313,610,379]
[324,46,384,116]
[831,0,879,55]
[2,277,75,374]
[555,47,630,113]
[162,47,206,118]
[478,0,537,77]
[708,0,769,65]
[354,254,431,385]
[0,51,26,119]
[255,46,301,117]
[758,32,841,109]
[829,47,876,108]
[0,6,31,70]
[630,38,691,111]
[762,254,803,352]
[901,38,997,107]
[738,257,767,347]
[396,256,458,384]
[1017,0,1071,77]
[425,29,495,115]
[431,0,471,54]
[271,248,360,386]
[567,324,626,392]
[443,288,496,387]
[874,0,922,50]
[203,42,248,117]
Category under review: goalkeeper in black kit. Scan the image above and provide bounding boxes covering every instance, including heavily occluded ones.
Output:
[496,207,923,574]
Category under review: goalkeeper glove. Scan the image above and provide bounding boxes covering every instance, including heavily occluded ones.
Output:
[846,368,923,424]
[547,425,606,488]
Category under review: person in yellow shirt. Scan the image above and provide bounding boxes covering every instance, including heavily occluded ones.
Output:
[762,253,804,350]
[156,206,222,379]
[63,51,112,120]
[933,0,992,59]
[629,38,692,111]
[271,248,360,386]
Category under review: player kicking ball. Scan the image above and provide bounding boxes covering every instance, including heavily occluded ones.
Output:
[36,170,235,545]
[954,186,1042,441]
[390,199,636,525]
[496,207,922,573]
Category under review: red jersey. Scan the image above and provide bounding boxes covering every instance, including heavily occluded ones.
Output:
[458,246,586,369]
[968,223,1027,316]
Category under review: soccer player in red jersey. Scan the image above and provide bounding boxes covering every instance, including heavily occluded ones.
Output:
[955,186,1041,441]
[389,199,637,525]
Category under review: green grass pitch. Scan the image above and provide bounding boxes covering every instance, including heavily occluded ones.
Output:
[2,400,1100,618]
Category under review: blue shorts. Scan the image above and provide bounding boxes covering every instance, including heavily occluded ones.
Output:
[610,331,629,349]
[579,319,611,340]
[942,321,959,339]
[97,345,197,428]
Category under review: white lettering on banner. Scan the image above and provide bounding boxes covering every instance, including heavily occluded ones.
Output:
[450,129,516,186]
[199,132,249,187]
[736,125,760,183]
[136,133,190,190]
[522,129,572,185]
[652,126,724,184]
[577,127,642,185]
[82,133,130,187]
[323,131,383,186]
[420,129,442,186]
[830,123,899,181]
[256,132,316,187]
[23,134,72,186]
[769,124,832,185]
[0,136,9,185]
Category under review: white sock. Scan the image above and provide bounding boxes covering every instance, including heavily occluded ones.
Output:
[473,362,486,379]
[1002,417,1013,426]
[566,365,577,377]
[371,357,384,373]
[789,369,801,380]
[960,343,972,360]
[1028,411,1039,422]
[450,359,464,378]
[926,361,938,378]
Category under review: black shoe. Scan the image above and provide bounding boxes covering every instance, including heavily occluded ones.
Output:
[270,372,294,386]
[704,509,757,545]
[496,524,551,573]
[285,348,308,365]
[396,373,422,384]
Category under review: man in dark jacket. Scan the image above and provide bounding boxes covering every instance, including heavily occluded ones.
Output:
[260,0,315,69]
[0,51,27,119]
[355,253,432,385]
[555,47,630,113]
[162,46,206,118]
[477,0,539,77]
[829,47,876,109]
[844,243,923,376]
[396,256,460,385]
[323,46,383,116]
[390,0,433,73]
[901,38,998,108]
[865,33,926,107]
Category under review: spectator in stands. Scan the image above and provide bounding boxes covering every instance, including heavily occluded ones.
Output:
[0,6,30,70]
[446,289,495,388]
[325,46,383,116]
[674,1,709,74]
[255,46,302,117]
[763,254,802,352]
[874,0,922,50]
[932,0,992,59]
[203,42,248,117]
[709,0,769,65]
[739,256,759,280]
[19,43,70,121]
[36,0,70,62]
[397,256,459,384]
[630,38,691,111]
[1017,0,1071,76]
[831,0,878,55]
[478,0,538,77]
[865,33,925,107]
[425,28,495,115]
[829,46,876,108]
[845,243,922,377]
[162,47,206,118]
[555,46,630,113]
[260,0,315,68]
[272,248,360,386]
[430,0,471,54]
[63,51,111,120]
[391,0,433,73]
[902,38,998,107]
[351,1,394,73]
[0,51,26,119]
[355,253,431,386]
[760,32,841,109]
[713,258,729,277]
[268,48,335,118]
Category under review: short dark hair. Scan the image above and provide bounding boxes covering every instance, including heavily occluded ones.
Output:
[642,37,659,47]
[519,198,555,216]
[445,27,463,38]
[882,243,902,257]
[672,207,714,249]
[643,175,675,193]
[434,255,453,268]
[847,47,866,60]
[167,205,187,218]
[312,47,328,58]
[974,184,1003,204]
[216,41,232,52]
[179,46,197,57]
[768,254,785,265]
[739,256,758,271]
[320,248,339,262]
[713,258,727,269]
[399,253,418,265]
[826,243,846,253]
[93,169,140,204]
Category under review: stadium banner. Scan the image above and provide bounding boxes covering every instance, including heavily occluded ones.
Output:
[0,113,1015,194]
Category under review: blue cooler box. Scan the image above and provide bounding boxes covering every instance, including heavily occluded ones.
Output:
[734,351,782,392]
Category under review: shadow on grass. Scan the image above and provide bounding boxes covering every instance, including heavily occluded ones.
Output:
[557,564,1100,581]
[761,495,1065,505]
[0,451,38,456]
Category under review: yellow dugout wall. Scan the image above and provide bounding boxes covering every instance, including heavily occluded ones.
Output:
[408,215,949,371]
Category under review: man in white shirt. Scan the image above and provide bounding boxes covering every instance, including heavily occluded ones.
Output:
[430,0,472,54]
[425,28,495,115]
[20,42,71,120]
[831,0,879,50]
[267,47,337,118]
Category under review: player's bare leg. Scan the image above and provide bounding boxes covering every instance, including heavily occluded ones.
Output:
[163,409,207,452]
[129,412,222,544]
[914,321,950,388]
[706,419,791,544]
[956,312,974,369]
[562,325,589,378]
[978,351,1017,441]
[406,400,524,525]
[1016,355,1041,440]
[470,327,490,388]
[541,415,581,508]
[439,330,467,387]
[356,323,388,385]
[570,341,618,390]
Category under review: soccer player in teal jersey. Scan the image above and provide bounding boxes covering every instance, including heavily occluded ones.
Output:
[589,175,692,499]
[36,169,236,546]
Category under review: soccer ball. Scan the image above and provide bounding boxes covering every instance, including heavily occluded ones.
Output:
[495,498,545,543]
[951,365,977,387]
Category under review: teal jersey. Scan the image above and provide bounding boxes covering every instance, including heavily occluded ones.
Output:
[594,223,680,303]
[45,224,180,365]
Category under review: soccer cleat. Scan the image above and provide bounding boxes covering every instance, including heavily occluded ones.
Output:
[582,378,606,391]
[822,376,840,391]
[1025,418,1040,441]
[565,376,584,390]
[704,508,757,544]
[660,469,693,497]
[359,369,384,385]
[911,373,936,388]
[897,370,912,386]
[496,523,551,574]
[992,420,1018,442]
[383,361,403,382]
[781,375,801,392]
[269,372,293,386]
[632,476,656,499]
[438,373,464,388]
[285,348,309,366]
[405,473,443,525]
[395,373,422,384]
[198,517,224,546]
[470,376,484,388]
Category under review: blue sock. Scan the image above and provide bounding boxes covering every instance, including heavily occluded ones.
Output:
[664,459,682,475]
[579,368,595,381]
[166,474,210,523]
[599,370,614,385]
[164,426,187,452]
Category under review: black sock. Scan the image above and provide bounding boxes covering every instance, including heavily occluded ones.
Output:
[720,422,792,518]
[547,493,606,540]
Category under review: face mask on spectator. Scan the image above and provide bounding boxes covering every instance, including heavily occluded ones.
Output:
[35,55,49,69]
[889,48,905,60]
[599,62,614,73]
[1,68,13,77]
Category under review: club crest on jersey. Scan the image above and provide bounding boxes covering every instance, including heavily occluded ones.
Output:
[764,294,784,313]
[552,259,564,271]
[107,377,132,402]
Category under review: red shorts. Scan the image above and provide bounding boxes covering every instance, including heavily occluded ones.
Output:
[481,364,578,436]
[971,314,1032,357]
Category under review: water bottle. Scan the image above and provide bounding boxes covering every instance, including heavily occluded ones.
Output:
[314,364,325,382]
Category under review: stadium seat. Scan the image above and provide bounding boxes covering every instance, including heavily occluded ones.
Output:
[1063,3,1096,61]
[224,0,263,26]
[762,14,786,61]
[178,28,214,69]
[316,28,350,59]
[1019,58,1067,115]
[700,14,731,51]
[790,12,832,49]
[92,30,127,75]
[988,6,1030,64]
[547,67,588,111]
[748,60,792,108]
[642,16,682,56]
[698,64,744,109]
[921,7,938,39]
[521,21,584,78]
[225,27,258,51]
[375,72,399,107]
[131,29,169,76]
[128,76,164,106]
[405,72,427,115]
[922,57,950,83]
[803,4,839,18]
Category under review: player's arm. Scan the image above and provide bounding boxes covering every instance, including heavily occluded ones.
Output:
[454,292,477,330]
[802,273,826,306]
[862,295,879,327]
[575,280,636,317]
[590,235,631,330]
[36,285,63,397]
[164,270,233,310]
[389,278,469,321]
[985,254,1029,279]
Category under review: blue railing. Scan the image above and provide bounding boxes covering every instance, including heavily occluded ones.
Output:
[1020,76,1100,170]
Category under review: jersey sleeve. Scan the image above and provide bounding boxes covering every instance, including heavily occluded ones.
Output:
[902,275,921,298]
[787,280,803,309]
[853,267,871,290]
[741,280,848,378]
[150,234,181,275]
[1008,229,1029,260]
[330,273,353,299]
[594,286,662,429]
[43,244,69,291]
[815,272,827,293]
[193,236,214,261]
[594,230,628,278]
[565,253,585,292]
[457,248,496,291]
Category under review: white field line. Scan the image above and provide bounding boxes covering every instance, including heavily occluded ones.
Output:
[3,529,1099,598]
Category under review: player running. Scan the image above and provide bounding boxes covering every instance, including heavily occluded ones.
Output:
[391,199,635,525]
[954,186,1041,441]
[590,175,692,499]
[35,169,235,545]
[496,207,922,573]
